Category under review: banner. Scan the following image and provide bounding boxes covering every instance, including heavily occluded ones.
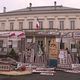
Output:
[49,38,58,59]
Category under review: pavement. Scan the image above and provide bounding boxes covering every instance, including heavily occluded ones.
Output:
[0,71,80,80]
[56,67,80,73]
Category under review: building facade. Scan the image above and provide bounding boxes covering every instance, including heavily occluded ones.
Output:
[0,2,80,59]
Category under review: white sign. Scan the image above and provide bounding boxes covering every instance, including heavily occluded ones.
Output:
[71,48,77,52]
[59,50,67,59]
[27,39,32,42]
[38,31,56,35]
[0,32,9,36]
[62,38,68,43]
[12,41,17,47]
[56,38,60,42]
[72,64,80,69]
[74,32,80,37]
[61,32,72,37]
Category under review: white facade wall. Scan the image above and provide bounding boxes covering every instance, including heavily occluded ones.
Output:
[0,11,80,30]
[75,17,80,29]
[0,6,80,57]
[5,19,9,30]
[65,17,69,29]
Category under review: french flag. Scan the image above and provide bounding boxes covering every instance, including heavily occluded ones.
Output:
[9,32,15,37]
[36,18,40,29]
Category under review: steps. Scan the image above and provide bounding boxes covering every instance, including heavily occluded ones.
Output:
[57,64,72,69]
[32,67,55,75]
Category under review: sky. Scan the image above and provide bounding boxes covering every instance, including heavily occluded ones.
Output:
[0,0,80,12]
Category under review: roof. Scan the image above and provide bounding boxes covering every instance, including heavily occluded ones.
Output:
[7,6,78,12]
[0,5,80,16]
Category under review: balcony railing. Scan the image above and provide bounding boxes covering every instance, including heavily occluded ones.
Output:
[0,28,79,33]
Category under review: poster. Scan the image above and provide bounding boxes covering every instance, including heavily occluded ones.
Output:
[49,38,58,59]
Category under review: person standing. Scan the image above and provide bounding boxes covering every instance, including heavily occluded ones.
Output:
[59,49,65,64]
[66,48,73,64]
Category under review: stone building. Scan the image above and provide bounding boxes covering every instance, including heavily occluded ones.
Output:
[0,2,80,61]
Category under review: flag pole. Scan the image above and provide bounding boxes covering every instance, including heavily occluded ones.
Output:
[36,18,40,29]
[60,33,64,49]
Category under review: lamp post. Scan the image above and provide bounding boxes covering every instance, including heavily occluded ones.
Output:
[60,37,63,49]
[59,32,71,49]
[59,32,64,49]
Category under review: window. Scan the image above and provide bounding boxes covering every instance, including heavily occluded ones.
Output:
[13,41,17,47]
[29,22,33,29]
[10,22,14,30]
[8,40,12,48]
[1,23,5,30]
[39,21,43,29]
[49,21,54,29]
[9,45,12,48]
[27,39,32,42]
[70,21,75,29]
[19,22,23,30]
[0,40,3,48]
[60,21,64,29]
[71,44,76,48]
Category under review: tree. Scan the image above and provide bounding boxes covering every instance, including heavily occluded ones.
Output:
[8,48,19,61]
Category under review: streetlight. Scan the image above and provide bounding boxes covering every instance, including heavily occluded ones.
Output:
[59,32,72,49]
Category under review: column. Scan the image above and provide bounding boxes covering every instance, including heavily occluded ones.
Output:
[54,16,59,29]
[44,36,47,53]
[76,17,80,29]
[33,36,36,43]
[14,19,18,30]
[44,16,48,28]
[23,18,27,29]
[6,19,10,30]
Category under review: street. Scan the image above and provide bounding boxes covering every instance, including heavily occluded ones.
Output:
[0,71,80,80]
